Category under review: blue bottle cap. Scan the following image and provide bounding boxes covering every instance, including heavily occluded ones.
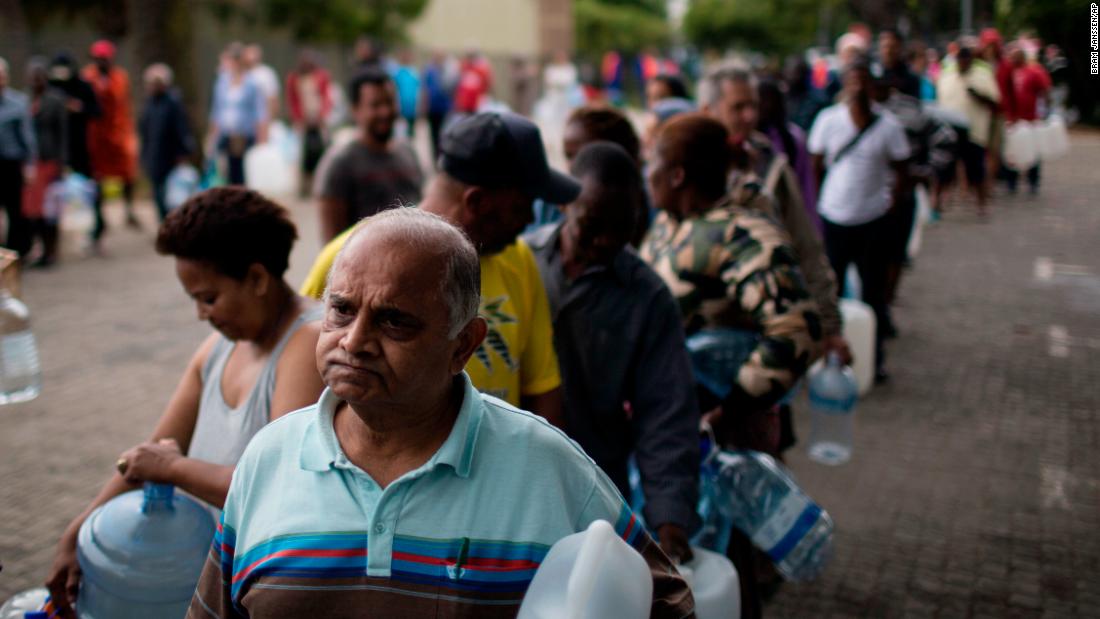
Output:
[25,612,49,619]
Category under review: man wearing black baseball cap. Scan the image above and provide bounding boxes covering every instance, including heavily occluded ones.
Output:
[301,111,574,425]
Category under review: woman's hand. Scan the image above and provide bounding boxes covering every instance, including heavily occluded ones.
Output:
[45,533,82,619]
[117,438,183,485]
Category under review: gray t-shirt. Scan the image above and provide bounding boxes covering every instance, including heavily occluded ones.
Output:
[317,139,424,221]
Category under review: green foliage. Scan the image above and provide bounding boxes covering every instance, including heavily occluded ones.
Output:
[682,0,825,56]
[204,0,427,45]
[574,0,671,58]
[256,0,429,44]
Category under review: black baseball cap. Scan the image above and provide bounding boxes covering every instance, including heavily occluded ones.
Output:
[439,112,581,205]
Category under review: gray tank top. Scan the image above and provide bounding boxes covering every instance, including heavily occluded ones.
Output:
[188,304,322,467]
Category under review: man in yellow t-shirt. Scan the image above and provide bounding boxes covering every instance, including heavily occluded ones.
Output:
[301,112,577,425]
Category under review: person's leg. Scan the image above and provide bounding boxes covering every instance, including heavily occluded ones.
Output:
[91,180,107,248]
[428,112,446,163]
[884,190,917,308]
[0,161,31,257]
[1027,164,1040,194]
[123,179,140,228]
[855,216,892,379]
[152,180,169,223]
[965,141,988,214]
[823,219,857,296]
[1004,166,1019,194]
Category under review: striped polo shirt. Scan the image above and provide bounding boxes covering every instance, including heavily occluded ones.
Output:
[188,373,693,618]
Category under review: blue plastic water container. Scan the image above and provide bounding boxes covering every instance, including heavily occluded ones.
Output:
[76,482,216,618]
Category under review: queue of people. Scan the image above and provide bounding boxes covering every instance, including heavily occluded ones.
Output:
[16,23,1067,619]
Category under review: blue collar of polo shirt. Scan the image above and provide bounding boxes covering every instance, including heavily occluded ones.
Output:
[299,372,484,479]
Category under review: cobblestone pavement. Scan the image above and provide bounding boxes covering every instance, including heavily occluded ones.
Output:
[1,135,1098,618]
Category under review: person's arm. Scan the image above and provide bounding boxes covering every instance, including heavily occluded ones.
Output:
[45,334,217,618]
[806,112,828,191]
[188,512,246,619]
[518,243,565,427]
[20,99,37,164]
[629,287,701,562]
[268,317,325,419]
[317,151,351,242]
[776,165,844,348]
[722,226,822,414]
[520,387,563,429]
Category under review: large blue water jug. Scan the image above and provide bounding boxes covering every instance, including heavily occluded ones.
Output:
[76,482,215,619]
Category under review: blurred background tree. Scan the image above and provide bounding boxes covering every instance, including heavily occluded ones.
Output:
[574,0,671,60]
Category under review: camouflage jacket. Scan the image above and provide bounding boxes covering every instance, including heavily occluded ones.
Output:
[641,189,823,414]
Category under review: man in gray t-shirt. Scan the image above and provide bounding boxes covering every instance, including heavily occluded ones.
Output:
[316,67,423,242]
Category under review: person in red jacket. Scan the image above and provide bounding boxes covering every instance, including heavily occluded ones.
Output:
[1003,43,1052,195]
[285,50,332,196]
[453,50,492,114]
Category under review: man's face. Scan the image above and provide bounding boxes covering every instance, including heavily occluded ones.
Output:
[318,235,470,409]
[562,174,634,266]
[0,65,8,90]
[562,121,590,164]
[463,186,534,256]
[879,33,902,67]
[355,82,397,145]
[958,54,973,73]
[714,79,758,143]
[843,67,872,101]
[94,57,111,73]
[646,79,671,106]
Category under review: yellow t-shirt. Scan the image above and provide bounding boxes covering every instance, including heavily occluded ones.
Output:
[300,227,561,406]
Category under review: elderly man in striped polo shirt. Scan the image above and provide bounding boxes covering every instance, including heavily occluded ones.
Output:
[188,208,694,618]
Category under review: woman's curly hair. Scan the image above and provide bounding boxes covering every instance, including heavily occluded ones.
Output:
[156,187,298,279]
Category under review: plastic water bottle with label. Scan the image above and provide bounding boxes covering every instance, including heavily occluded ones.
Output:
[0,285,40,404]
[807,351,858,465]
[696,449,833,582]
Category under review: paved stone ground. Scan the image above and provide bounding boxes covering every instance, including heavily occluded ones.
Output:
[1,134,1098,618]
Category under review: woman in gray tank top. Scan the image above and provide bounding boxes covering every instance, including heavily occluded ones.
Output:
[47,188,326,613]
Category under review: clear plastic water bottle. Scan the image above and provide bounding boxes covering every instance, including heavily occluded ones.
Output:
[807,352,858,465]
[0,286,41,404]
[77,482,216,618]
[695,450,833,582]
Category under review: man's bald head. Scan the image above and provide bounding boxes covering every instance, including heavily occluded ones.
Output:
[330,208,481,338]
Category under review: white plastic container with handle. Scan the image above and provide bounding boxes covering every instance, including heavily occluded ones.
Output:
[517,519,652,619]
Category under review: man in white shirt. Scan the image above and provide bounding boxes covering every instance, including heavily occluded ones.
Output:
[809,58,910,382]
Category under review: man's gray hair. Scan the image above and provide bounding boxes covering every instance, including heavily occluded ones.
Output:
[327,207,481,339]
[698,62,757,108]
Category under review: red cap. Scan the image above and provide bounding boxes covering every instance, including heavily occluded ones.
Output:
[979,28,1003,48]
[90,40,116,60]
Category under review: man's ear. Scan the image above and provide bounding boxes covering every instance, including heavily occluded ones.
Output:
[461,186,491,217]
[451,316,487,374]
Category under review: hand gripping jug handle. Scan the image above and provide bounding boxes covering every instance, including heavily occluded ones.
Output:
[566,520,617,617]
